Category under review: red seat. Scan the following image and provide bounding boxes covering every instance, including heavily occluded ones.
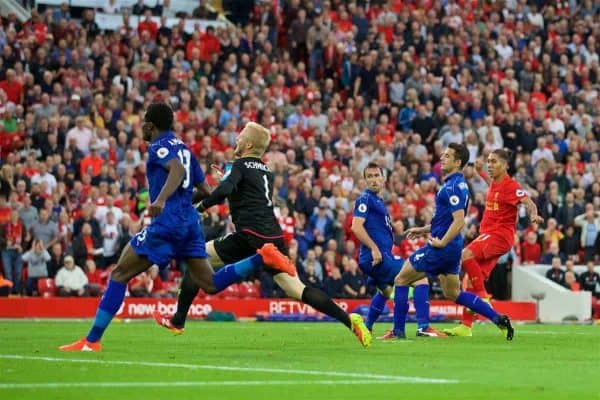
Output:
[247,282,261,298]
[238,282,260,298]
[37,278,57,297]
[217,283,240,299]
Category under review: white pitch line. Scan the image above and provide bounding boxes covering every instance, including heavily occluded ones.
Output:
[517,331,597,336]
[0,354,458,384]
[0,380,411,389]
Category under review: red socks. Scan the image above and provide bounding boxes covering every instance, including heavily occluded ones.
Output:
[462,257,487,297]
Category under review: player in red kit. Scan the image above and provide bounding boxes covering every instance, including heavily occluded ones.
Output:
[443,149,543,337]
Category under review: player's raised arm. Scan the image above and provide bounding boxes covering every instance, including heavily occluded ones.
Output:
[196,161,243,212]
[351,216,382,266]
[148,158,185,217]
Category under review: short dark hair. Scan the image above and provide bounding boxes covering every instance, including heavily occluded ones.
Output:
[363,162,384,178]
[492,148,513,163]
[145,102,173,132]
[448,143,469,168]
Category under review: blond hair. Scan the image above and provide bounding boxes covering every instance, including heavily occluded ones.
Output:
[245,122,271,155]
[0,165,14,190]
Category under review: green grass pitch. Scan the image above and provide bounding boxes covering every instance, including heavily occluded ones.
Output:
[0,320,598,399]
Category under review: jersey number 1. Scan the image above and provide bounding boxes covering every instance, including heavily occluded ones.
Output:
[177,149,191,189]
[262,174,272,207]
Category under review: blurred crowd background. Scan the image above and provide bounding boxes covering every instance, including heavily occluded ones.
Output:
[0,0,598,302]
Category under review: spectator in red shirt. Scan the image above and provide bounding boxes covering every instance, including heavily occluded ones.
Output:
[522,231,542,264]
[149,265,167,298]
[0,69,24,105]
[1,210,25,294]
[0,194,10,225]
[199,26,221,62]
[137,10,158,40]
[30,9,48,45]
[80,144,104,177]
[72,222,102,268]
[128,271,151,297]
[185,31,202,61]
[277,205,295,244]
[85,259,104,296]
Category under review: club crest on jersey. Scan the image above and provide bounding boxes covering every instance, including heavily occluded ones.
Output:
[459,182,468,190]
[449,195,460,206]
[358,203,367,213]
[157,147,169,159]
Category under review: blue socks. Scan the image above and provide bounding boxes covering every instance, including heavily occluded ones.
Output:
[365,292,387,331]
[213,253,262,292]
[87,279,127,342]
[84,253,267,343]
[393,285,410,337]
[456,291,500,324]
[414,284,430,330]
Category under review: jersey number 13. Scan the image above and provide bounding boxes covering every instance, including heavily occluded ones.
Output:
[177,149,191,189]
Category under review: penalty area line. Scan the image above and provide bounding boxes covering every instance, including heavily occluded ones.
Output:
[0,354,458,384]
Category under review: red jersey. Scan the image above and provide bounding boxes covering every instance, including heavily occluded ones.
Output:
[278,215,295,244]
[480,175,527,242]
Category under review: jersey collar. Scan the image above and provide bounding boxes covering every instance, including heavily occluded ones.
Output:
[445,171,463,181]
[496,174,510,184]
[365,189,381,198]
[151,130,174,144]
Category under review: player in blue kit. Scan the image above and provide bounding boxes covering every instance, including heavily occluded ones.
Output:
[59,103,294,352]
[391,143,514,340]
[351,163,446,338]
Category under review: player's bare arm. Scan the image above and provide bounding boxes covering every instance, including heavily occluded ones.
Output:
[192,181,212,205]
[148,158,185,217]
[405,224,431,240]
[521,196,543,224]
[430,210,465,248]
[392,220,404,234]
[351,216,382,266]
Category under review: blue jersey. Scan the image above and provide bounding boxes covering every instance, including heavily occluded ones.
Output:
[430,172,469,248]
[353,189,404,288]
[130,131,208,268]
[409,172,470,277]
[353,189,394,265]
[146,131,205,226]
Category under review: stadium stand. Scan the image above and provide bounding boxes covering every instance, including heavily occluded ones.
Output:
[0,1,598,317]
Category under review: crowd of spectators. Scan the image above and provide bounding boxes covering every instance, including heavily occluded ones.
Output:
[0,0,598,302]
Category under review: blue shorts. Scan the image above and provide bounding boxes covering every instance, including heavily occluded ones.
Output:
[409,243,461,277]
[359,254,404,291]
[130,219,207,269]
